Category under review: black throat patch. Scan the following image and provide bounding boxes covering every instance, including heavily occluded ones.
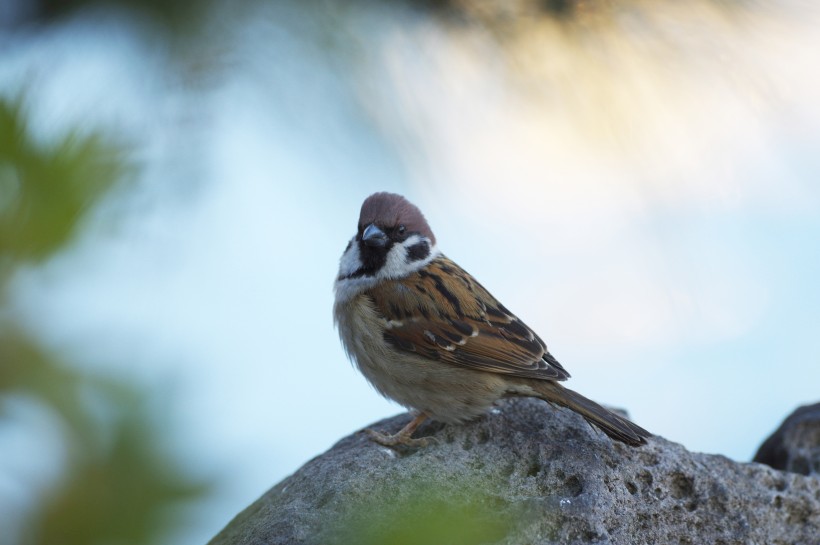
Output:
[343,238,393,279]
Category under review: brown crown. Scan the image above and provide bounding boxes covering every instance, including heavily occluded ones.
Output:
[358,192,436,245]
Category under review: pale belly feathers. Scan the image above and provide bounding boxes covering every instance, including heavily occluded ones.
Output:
[334,293,510,424]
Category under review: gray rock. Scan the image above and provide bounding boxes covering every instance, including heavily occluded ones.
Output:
[754,402,820,477]
[209,398,820,545]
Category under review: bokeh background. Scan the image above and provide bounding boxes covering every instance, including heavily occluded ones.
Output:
[2,0,819,543]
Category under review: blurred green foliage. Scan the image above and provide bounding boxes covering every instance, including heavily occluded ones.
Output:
[0,96,126,271]
[331,477,519,545]
[12,0,209,32]
[0,95,212,545]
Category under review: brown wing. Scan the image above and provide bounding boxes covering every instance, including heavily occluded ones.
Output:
[366,255,570,381]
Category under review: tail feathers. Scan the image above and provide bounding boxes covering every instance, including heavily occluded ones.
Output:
[532,382,651,447]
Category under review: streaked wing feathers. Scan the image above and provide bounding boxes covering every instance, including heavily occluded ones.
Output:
[367,256,570,381]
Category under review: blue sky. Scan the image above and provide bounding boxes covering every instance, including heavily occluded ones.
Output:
[3,2,820,543]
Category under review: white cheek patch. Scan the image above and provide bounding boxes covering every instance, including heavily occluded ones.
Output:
[376,236,439,281]
[377,240,414,280]
[337,237,362,278]
[335,238,375,303]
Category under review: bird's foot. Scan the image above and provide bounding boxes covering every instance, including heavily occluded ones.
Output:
[365,411,432,449]
[366,428,431,448]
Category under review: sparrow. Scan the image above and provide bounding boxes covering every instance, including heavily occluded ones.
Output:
[334,192,650,448]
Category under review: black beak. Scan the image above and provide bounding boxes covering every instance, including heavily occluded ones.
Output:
[362,223,388,247]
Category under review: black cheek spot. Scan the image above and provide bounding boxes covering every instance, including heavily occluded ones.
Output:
[406,241,430,262]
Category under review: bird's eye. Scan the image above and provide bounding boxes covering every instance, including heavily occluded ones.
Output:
[397,225,406,235]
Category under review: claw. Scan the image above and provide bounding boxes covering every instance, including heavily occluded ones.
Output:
[366,428,430,448]
[365,411,430,449]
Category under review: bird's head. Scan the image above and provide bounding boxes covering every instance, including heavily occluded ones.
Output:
[336,192,438,291]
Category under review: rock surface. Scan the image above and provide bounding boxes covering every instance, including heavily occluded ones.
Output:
[209,398,820,545]
[754,402,820,477]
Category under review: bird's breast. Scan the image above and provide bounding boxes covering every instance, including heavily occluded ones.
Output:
[333,292,507,423]
[334,294,403,385]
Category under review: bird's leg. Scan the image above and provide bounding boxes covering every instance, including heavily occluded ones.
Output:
[366,411,431,448]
